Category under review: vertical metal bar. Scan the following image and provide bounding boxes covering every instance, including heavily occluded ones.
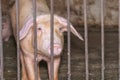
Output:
[83,0,89,80]
[50,0,54,80]
[119,0,120,79]
[100,0,105,80]
[16,0,20,80]
[0,0,3,80]
[32,0,38,80]
[66,0,71,80]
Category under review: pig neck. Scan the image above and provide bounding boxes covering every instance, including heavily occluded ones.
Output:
[19,0,49,30]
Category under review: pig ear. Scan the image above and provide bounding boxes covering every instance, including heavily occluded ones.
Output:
[19,17,33,40]
[55,15,84,41]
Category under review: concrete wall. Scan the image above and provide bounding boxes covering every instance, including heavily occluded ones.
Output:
[3,0,119,26]
[49,0,119,26]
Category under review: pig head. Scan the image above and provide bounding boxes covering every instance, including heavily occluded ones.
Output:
[20,15,83,56]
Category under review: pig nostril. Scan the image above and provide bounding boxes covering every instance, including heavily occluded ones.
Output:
[48,44,62,55]
[38,28,41,30]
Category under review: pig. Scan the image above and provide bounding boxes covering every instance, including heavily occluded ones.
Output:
[10,0,83,80]
[2,18,12,42]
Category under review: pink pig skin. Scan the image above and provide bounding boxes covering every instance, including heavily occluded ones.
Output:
[10,0,83,80]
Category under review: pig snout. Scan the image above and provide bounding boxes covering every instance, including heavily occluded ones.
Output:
[48,43,62,55]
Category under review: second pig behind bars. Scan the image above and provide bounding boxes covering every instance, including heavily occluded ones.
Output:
[10,0,83,80]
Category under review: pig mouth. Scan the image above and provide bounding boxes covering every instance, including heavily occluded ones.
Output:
[47,43,62,56]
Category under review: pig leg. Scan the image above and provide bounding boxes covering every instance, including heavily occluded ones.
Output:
[20,51,28,80]
[48,57,61,80]
[24,56,41,80]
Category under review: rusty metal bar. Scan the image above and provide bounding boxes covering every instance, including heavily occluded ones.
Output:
[66,0,71,80]
[83,0,89,80]
[119,0,120,79]
[32,0,38,80]
[16,0,20,80]
[100,0,105,80]
[0,0,4,80]
[50,0,54,80]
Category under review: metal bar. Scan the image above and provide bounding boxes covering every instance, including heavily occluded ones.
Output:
[0,0,4,80]
[100,0,105,80]
[50,0,54,80]
[16,0,21,80]
[119,0,120,79]
[83,0,89,80]
[66,0,71,80]
[32,0,38,80]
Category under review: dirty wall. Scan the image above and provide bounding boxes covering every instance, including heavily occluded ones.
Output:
[2,0,119,27]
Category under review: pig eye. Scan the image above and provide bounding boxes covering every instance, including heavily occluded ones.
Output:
[59,27,63,31]
[38,27,42,30]
[59,27,65,32]
[37,25,43,31]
